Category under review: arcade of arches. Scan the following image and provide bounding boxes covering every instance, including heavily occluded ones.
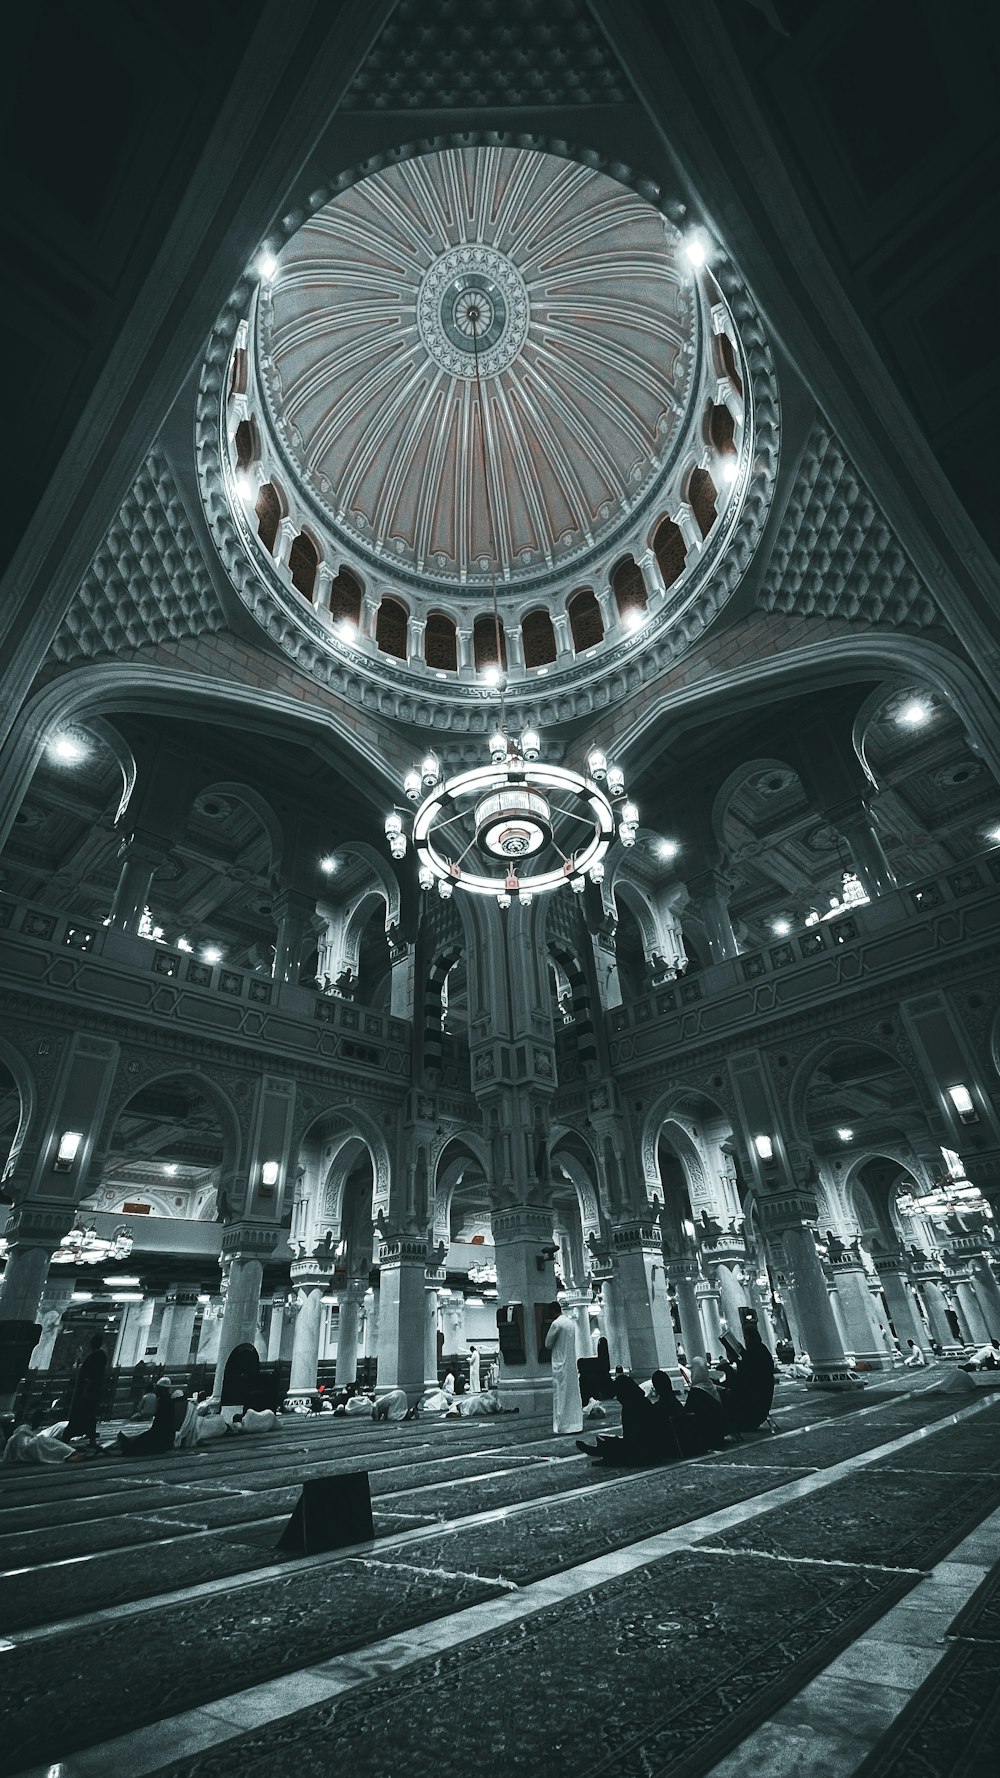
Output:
[3,6,1000,1778]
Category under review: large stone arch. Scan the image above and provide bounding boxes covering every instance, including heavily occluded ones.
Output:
[785,1030,937,1149]
[322,840,401,934]
[184,778,285,883]
[0,1033,37,1187]
[94,1064,244,1200]
[296,1104,392,1228]
[432,1134,492,1243]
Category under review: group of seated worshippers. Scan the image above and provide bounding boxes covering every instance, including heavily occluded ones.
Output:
[577,1322,776,1467]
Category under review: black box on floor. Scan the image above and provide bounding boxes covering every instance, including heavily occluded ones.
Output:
[276,1472,374,1554]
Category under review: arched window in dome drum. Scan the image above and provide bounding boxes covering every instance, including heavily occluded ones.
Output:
[473,614,507,671]
[255,483,281,554]
[713,330,743,398]
[376,596,408,660]
[688,468,718,539]
[567,587,603,653]
[653,517,686,590]
[329,568,362,626]
[709,403,736,456]
[289,532,318,600]
[234,419,255,471]
[521,608,557,667]
[229,347,247,397]
[425,612,458,672]
[611,555,648,620]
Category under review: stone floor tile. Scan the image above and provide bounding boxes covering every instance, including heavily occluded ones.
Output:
[825,1637,943,1690]
[707,1720,870,1778]
[198,1670,337,1728]
[775,1673,917,1742]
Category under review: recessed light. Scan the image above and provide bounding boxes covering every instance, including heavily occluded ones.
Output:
[49,734,86,764]
[719,458,739,485]
[837,1128,854,1143]
[257,250,278,281]
[623,608,645,632]
[320,856,337,875]
[656,839,679,861]
[684,234,707,267]
[202,946,222,965]
[897,699,930,728]
[771,918,791,936]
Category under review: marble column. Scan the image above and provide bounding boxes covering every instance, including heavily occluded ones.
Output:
[289,1281,325,1394]
[830,1258,895,1369]
[666,1261,704,1367]
[376,1241,426,1401]
[424,1272,444,1390]
[696,1277,724,1359]
[698,874,740,963]
[0,1206,76,1411]
[917,1276,965,1355]
[713,1262,750,1340]
[158,1287,200,1367]
[599,1272,631,1371]
[875,1254,927,1351]
[117,1296,156,1370]
[362,1287,379,1362]
[758,1193,855,1386]
[266,1295,289,1361]
[954,1277,991,1345]
[195,1304,223,1366]
[612,1223,679,1376]
[29,1279,76,1371]
[212,1228,278,1397]
[335,1279,364,1386]
[968,1252,1000,1335]
[441,1291,466,1356]
[107,833,169,935]
[492,1203,559,1413]
[829,801,897,899]
[272,889,316,986]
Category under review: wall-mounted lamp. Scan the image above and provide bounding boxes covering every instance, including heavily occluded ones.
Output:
[681,1218,696,1240]
[53,1130,83,1173]
[261,1160,280,1188]
[947,1084,978,1124]
[536,1243,559,1273]
[753,1134,774,1162]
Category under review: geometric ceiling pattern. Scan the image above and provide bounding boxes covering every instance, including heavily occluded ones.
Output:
[756,417,939,629]
[255,146,698,592]
[48,447,227,664]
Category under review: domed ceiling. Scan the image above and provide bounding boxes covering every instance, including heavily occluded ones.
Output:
[254,146,698,592]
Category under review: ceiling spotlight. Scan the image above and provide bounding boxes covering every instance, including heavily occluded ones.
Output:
[319,856,337,875]
[986,826,1000,847]
[257,250,278,281]
[164,1164,178,1177]
[481,665,501,687]
[336,619,357,644]
[177,937,193,952]
[837,1128,854,1143]
[235,472,254,503]
[771,918,791,937]
[684,234,707,267]
[897,699,930,728]
[719,458,739,485]
[623,608,645,631]
[656,839,679,861]
[49,734,86,764]
[202,946,222,965]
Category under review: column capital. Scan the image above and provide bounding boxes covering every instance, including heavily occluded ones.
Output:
[378,1236,428,1267]
[2,1204,77,1250]
[755,1190,820,1234]
[220,1222,281,1259]
[611,1220,661,1255]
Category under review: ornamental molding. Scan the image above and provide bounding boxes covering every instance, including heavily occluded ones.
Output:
[756,417,939,631]
[48,447,228,666]
[195,132,780,727]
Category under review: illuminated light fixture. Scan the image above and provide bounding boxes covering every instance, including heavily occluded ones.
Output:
[897,699,930,728]
[202,945,222,965]
[72,1292,93,1303]
[257,249,278,281]
[53,1221,134,1266]
[261,1160,280,1188]
[684,233,707,267]
[102,1276,141,1288]
[656,838,679,862]
[947,1083,978,1124]
[177,937,193,953]
[771,918,791,937]
[623,607,645,631]
[682,1218,696,1239]
[111,1291,144,1303]
[986,826,1000,846]
[421,752,440,788]
[404,770,422,802]
[336,619,357,644]
[753,1134,774,1162]
[49,733,86,764]
[53,1130,82,1172]
[197,1294,211,1304]
[606,765,625,798]
[837,1128,854,1143]
[235,472,254,503]
[719,458,739,486]
[520,728,541,762]
[587,749,608,782]
[481,664,501,687]
[319,855,337,875]
[164,1164,178,1177]
[384,812,406,861]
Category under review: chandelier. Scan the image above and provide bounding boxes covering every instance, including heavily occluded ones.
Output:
[50,1221,135,1266]
[382,294,637,903]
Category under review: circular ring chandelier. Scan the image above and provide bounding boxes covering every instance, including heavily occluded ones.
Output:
[386,733,636,905]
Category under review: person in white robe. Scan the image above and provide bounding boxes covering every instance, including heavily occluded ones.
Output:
[2,1421,81,1465]
[232,1407,278,1432]
[468,1345,481,1392]
[371,1388,409,1421]
[544,1296,583,1435]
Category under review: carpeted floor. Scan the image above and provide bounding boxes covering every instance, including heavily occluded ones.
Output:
[4,1380,999,1778]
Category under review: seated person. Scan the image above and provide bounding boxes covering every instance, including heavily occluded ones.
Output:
[446,1387,517,1418]
[177,1396,231,1448]
[724,1324,776,1432]
[117,1377,179,1456]
[649,1370,692,1459]
[576,1375,662,1465]
[682,1358,729,1452]
[904,1339,927,1367]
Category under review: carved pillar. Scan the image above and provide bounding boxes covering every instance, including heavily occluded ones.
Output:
[265,1294,289,1361]
[914,1272,964,1356]
[599,1271,631,1370]
[196,1301,224,1366]
[271,888,316,986]
[0,1206,78,1410]
[492,1203,558,1413]
[289,1279,325,1395]
[666,1259,703,1365]
[830,1257,894,1369]
[117,1296,155,1369]
[695,1277,724,1359]
[953,1275,991,1345]
[424,1268,445,1390]
[157,1286,200,1368]
[696,870,740,963]
[335,1277,364,1385]
[968,1251,1000,1333]
[106,831,171,935]
[28,1279,76,1371]
[873,1251,927,1351]
[211,1225,279,1396]
[611,1221,679,1376]
[376,1237,426,1400]
[825,799,897,899]
[757,1192,856,1386]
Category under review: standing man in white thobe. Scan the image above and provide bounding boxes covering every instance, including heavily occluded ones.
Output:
[544,1296,583,1435]
[468,1344,481,1392]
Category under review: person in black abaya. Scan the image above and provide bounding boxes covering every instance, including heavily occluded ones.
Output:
[725,1323,776,1433]
[64,1336,107,1449]
[116,1377,178,1456]
[683,1358,729,1451]
[576,1374,661,1465]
